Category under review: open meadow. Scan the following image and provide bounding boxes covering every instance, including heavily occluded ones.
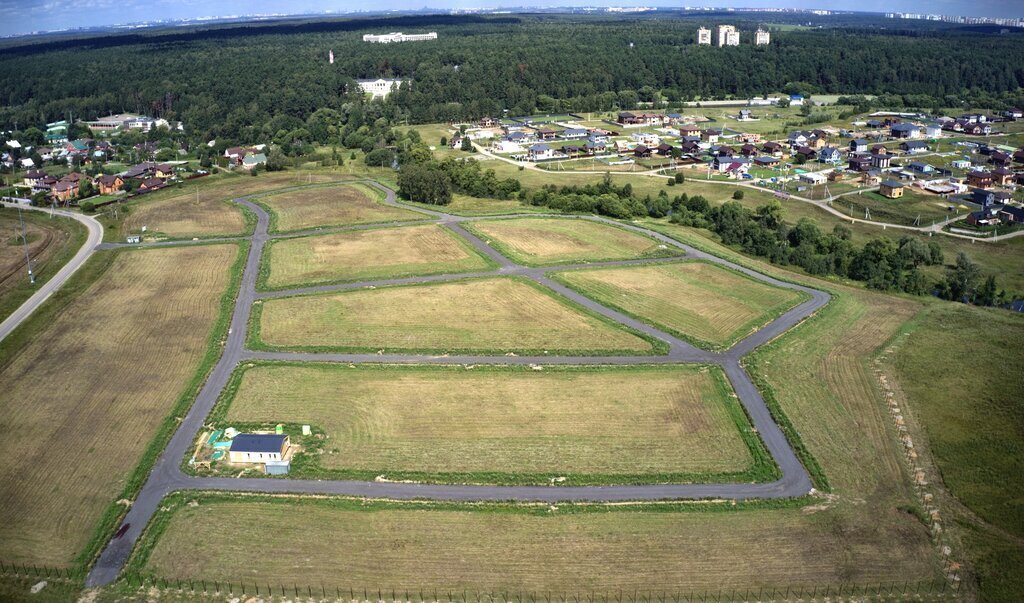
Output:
[115,171,347,241]
[134,494,938,594]
[253,277,656,355]
[257,183,426,232]
[465,217,680,265]
[216,363,759,483]
[260,224,493,289]
[0,243,240,568]
[0,208,86,320]
[556,261,806,350]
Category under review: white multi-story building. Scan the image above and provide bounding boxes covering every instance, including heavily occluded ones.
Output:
[696,27,712,45]
[716,25,739,47]
[755,29,770,45]
[362,32,437,43]
[355,78,408,99]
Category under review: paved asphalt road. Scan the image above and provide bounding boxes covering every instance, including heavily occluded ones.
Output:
[0,204,103,343]
[81,180,827,587]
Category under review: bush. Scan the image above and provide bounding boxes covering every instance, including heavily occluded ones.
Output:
[732,190,745,200]
[674,172,685,183]
[79,200,95,213]
[364,148,395,167]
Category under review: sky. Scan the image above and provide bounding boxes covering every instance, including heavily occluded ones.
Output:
[1,0,1022,37]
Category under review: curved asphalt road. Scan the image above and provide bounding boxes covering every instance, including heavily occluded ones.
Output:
[86,180,829,586]
[0,205,103,343]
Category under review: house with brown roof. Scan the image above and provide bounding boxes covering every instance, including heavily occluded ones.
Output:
[155,163,175,179]
[679,124,701,137]
[139,177,165,192]
[967,171,994,189]
[880,180,904,199]
[95,174,124,195]
[633,145,652,158]
[52,178,79,203]
[992,167,1014,186]
[762,141,784,156]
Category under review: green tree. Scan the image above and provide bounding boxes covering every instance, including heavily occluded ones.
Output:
[732,190,744,200]
[398,163,452,205]
[944,252,981,302]
[461,137,473,152]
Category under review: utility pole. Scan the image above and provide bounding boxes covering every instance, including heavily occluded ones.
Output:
[17,204,35,285]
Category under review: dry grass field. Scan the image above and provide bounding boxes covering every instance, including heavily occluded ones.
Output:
[0,244,238,567]
[221,364,753,478]
[466,218,680,265]
[0,209,84,320]
[139,496,937,593]
[261,224,493,289]
[254,277,655,354]
[119,172,345,240]
[556,261,806,350]
[259,183,425,232]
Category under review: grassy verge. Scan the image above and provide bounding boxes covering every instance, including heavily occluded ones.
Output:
[190,361,777,486]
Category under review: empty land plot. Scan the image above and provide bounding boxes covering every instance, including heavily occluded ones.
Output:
[261,224,493,289]
[0,244,238,567]
[466,218,680,265]
[259,184,425,232]
[120,172,345,240]
[556,262,806,350]
[138,496,938,593]
[218,364,756,482]
[254,277,655,355]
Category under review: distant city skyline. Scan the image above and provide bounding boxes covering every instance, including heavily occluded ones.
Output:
[1,0,1022,38]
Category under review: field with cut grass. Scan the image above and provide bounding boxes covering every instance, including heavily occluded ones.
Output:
[0,208,86,321]
[135,494,938,594]
[556,261,806,350]
[253,277,656,355]
[891,303,1024,538]
[261,224,493,289]
[217,363,758,483]
[400,193,547,216]
[258,183,425,232]
[115,171,346,241]
[0,243,239,567]
[466,217,680,266]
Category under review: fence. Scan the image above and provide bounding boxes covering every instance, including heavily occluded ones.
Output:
[117,574,960,602]
[0,560,84,581]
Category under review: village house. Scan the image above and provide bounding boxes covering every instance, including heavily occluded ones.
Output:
[139,177,165,192]
[871,154,893,169]
[951,159,973,170]
[788,131,809,147]
[528,143,556,161]
[701,129,721,144]
[584,139,607,154]
[155,163,175,179]
[848,155,872,172]
[967,170,994,189]
[908,161,935,174]
[871,144,888,155]
[536,127,559,140]
[862,169,883,186]
[678,124,701,137]
[655,143,674,156]
[715,145,735,158]
[850,139,869,154]
[828,170,847,182]
[818,147,843,164]
[242,153,268,170]
[1004,108,1024,120]
[762,141,784,156]
[479,116,499,127]
[992,167,1014,186]
[798,172,828,185]
[95,174,123,194]
[227,434,290,464]
[754,156,780,167]
[925,123,943,138]
[999,205,1024,224]
[680,140,701,154]
[740,143,758,157]
[890,123,921,139]
[23,170,47,187]
[989,151,1012,167]
[52,178,79,203]
[562,128,589,140]
[879,180,904,199]
[795,146,817,161]
[633,145,652,159]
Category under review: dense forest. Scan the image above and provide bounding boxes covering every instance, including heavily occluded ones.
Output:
[2,13,1024,140]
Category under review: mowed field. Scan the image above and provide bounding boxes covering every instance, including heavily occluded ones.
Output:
[466,218,679,265]
[557,261,805,350]
[0,244,238,567]
[220,364,754,480]
[258,183,425,232]
[254,277,654,355]
[119,172,344,240]
[261,224,493,289]
[138,496,937,593]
